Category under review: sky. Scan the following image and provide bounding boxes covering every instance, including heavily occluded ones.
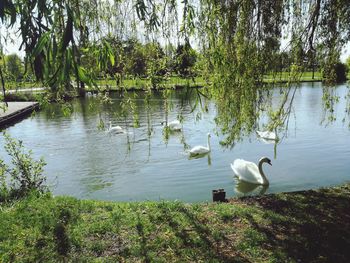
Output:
[1,19,350,63]
[341,44,350,62]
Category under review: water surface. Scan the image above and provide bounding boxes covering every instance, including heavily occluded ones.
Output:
[1,82,350,202]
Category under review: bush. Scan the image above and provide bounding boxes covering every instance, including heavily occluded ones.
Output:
[334,62,348,83]
[0,132,47,201]
[323,62,348,83]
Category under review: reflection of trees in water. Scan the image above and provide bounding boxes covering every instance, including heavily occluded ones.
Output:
[39,82,350,156]
[344,86,350,128]
[211,83,261,148]
[211,81,299,147]
[266,85,298,142]
[321,84,350,128]
[321,85,340,125]
[213,81,350,151]
[39,86,280,148]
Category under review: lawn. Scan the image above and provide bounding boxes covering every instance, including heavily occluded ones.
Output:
[264,71,323,82]
[4,72,331,92]
[94,76,207,91]
[1,184,350,262]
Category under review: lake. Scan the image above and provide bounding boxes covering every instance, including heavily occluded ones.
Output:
[1,82,350,202]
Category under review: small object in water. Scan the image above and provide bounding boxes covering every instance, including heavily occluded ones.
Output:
[108,121,124,134]
[161,119,182,131]
[212,189,226,202]
[189,133,211,156]
[231,157,271,185]
[256,130,277,140]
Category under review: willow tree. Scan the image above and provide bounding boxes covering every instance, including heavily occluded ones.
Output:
[1,0,349,143]
[193,0,350,144]
[1,0,349,82]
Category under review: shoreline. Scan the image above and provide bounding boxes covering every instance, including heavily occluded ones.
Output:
[1,183,350,262]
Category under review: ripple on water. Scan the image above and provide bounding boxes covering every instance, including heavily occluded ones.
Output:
[1,83,350,201]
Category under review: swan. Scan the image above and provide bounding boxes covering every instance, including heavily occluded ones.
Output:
[231,157,271,185]
[108,121,124,134]
[189,133,211,156]
[161,120,182,131]
[256,130,277,140]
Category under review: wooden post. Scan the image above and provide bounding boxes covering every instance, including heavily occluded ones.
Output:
[212,189,226,202]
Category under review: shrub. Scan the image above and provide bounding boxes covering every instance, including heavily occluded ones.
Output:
[334,62,348,83]
[0,132,47,201]
[323,62,348,83]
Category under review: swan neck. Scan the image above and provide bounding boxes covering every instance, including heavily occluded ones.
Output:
[258,160,269,185]
[207,135,211,151]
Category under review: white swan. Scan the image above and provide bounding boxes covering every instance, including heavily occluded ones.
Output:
[108,121,124,134]
[161,120,182,131]
[231,157,272,185]
[189,133,211,156]
[256,130,277,140]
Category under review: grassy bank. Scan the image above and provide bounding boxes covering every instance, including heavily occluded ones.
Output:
[1,184,350,262]
[6,71,350,93]
[263,71,323,83]
[5,72,330,92]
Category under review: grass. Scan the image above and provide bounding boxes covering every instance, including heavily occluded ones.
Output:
[94,76,206,91]
[4,72,332,92]
[264,71,323,82]
[1,184,350,262]
[4,81,42,90]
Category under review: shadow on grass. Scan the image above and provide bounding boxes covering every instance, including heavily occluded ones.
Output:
[234,185,350,262]
[135,213,152,263]
[157,203,249,262]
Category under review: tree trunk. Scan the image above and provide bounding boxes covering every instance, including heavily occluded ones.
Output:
[0,65,8,107]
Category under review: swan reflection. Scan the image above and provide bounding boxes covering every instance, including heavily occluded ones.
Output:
[188,152,212,166]
[234,180,269,195]
[258,137,277,144]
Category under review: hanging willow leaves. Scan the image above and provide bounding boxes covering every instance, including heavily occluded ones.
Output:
[135,0,148,21]
[0,0,16,25]
[0,0,349,140]
[1,0,348,91]
[31,32,51,58]
[61,5,74,53]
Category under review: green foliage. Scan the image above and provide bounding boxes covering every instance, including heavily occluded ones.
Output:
[0,132,47,201]
[0,0,349,144]
[346,56,350,72]
[1,184,350,261]
[173,43,197,78]
[1,0,349,96]
[4,53,24,81]
[323,61,348,84]
[334,62,348,83]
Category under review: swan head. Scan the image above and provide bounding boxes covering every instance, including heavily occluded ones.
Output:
[207,133,211,138]
[260,157,272,166]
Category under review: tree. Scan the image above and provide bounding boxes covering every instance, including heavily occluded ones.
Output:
[346,56,350,73]
[332,62,348,83]
[0,52,7,106]
[0,0,350,96]
[124,39,147,77]
[5,54,23,81]
[173,43,197,78]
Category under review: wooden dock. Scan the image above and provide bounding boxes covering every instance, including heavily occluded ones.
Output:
[0,102,39,127]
